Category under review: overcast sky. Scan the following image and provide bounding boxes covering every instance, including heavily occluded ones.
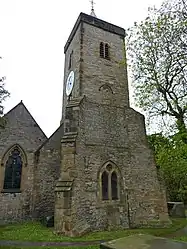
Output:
[0,0,164,137]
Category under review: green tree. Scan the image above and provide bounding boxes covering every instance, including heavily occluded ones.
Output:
[127,0,187,138]
[0,57,10,128]
[148,133,187,202]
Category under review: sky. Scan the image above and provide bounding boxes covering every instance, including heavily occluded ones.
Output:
[0,0,164,137]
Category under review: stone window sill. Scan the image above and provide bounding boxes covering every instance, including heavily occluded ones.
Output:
[102,199,120,202]
[1,189,21,193]
[96,199,121,208]
[100,56,110,61]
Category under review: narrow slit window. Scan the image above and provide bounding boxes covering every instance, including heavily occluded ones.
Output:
[68,51,73,69]
[102,171,109,200]
[111,171,118,200]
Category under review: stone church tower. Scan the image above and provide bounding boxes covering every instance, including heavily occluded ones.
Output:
[54,13,170,236]
[0,8,170,233]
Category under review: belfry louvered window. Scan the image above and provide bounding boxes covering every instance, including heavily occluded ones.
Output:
[100,42,110,59]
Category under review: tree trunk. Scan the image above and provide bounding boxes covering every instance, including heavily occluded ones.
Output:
[176,116,187,144]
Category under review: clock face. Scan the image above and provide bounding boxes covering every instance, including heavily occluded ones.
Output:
[66,71,74,96]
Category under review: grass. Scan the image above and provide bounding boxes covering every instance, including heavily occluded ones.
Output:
[0,247,98,249]
[3,246,97,249]
[1,218,187,242]
[1,218,187,249]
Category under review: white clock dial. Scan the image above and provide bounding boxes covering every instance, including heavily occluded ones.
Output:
[66,71,74,96]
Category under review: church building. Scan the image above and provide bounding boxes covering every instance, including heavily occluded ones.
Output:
[0,9,170,236]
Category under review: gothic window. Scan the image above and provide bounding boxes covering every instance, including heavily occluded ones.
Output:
[102,171,109,200]
[68,50,73,69]
[99,162,119,201]
[3,147,23,190]
[100,42,110,59]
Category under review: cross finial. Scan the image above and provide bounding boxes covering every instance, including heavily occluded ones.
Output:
[90,0,96,17]
[90,0,95,11]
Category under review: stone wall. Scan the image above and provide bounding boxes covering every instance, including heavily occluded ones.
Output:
[55,97,169,236]
[124,108,169,227]
[55,12,170,235]
[61,14,129,119]
[33,124,64,219]
[80,100,168,230]
[0,102,47,223]
[81,22,129,108]
[61,23,82,122]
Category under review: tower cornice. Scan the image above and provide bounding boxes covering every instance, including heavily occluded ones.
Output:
[64,12,126,53]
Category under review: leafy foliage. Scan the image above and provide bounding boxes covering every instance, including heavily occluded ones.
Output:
[0,57,9,128]
[148,133,187,202]
[127,0,187,135]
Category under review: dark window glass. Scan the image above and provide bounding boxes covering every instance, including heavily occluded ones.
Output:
[106,164,112,171]
[100,42,104,58]
[3,147,22,189]
[102,171,109,200]
[111,171,118,200]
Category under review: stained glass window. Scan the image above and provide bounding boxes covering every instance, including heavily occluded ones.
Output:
[3,147,22,190]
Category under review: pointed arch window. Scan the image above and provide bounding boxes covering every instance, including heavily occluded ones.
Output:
[99,42,110,60]
[100,162,119,201]
[1,145,27,192]
[3,147,22,190]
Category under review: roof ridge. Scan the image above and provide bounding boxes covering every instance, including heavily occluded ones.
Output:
[4,100,48,139]
[35,122,64,154]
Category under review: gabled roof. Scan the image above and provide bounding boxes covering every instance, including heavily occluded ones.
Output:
[35,122,64,154]
[4,100,47,139]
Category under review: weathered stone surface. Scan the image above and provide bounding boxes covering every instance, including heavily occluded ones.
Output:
[64,13,126,53]
[32,124,64,219]
[0,101,47,223]
[168,202,186,218]
[100,234,187,249]
[55,13,170,236]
